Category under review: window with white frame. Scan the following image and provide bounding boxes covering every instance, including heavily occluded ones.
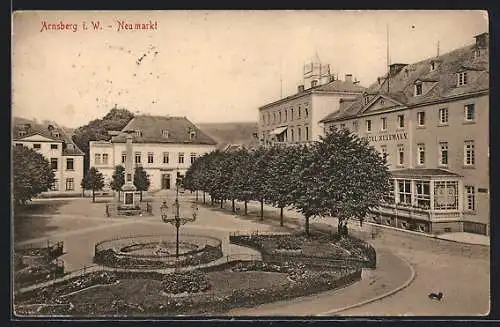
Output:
[163,152,169,164]
[178,152,185,164]
[121,152,126,163]
[135,152,141,164]
[135,130,142,137]
[190,153,197,164]
[94,153,101,165]
[148,152,154,164]
[33,143,41,150]
[434,181,458,210]
[464,140,475,165]
[417,111,425,126]
[457,71,468,86]
[397,115,405,128]
[51,144,59,149]
[415,181,430,209]
[465,185,476,211]
[464,103,475,121]
[102,153,108,165]
[417,144,425,165]
[298,106,301,118]
[279,111,282,123]
[366,120,372,132]
[398,145,404,166]
[397,179,412,205]
[305,126,309,141]
[291,108,294,120]
[380,117,387,131]
[298,127,302,141]
[439,142,448,166]
[305,107,309,118]
[65,178,74,191]
[284,110,287,122]
[386,179,395,203]
[290,128,295,142]
[439,108,449,125]
[162,130,169,138]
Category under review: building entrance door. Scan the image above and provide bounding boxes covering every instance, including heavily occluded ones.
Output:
[161,174,171,189]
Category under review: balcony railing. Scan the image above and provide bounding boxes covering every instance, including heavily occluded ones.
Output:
[372,203,431,221]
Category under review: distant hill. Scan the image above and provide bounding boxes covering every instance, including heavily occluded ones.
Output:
[196,122,259,149]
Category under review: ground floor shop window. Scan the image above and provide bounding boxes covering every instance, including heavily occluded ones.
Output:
[397,179,411,204]
[415,181,430,209]
[434,180,458,210]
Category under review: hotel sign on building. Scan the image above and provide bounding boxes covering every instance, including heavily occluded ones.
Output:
[320,33,490,236]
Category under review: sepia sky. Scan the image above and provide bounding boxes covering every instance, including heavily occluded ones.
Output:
[12,10,488,128]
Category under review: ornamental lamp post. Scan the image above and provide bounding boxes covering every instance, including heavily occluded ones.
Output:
[160,183,198,258]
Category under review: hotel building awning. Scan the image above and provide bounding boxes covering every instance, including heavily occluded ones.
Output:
[269,126,288,135]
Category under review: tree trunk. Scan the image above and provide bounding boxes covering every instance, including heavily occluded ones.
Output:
[203,191,205,204]
[305,215,310,236]
[244,200,248,215]
[211,196,214,206]
[232,199,235,212]
[260,199,264,220]
[92,189,95,203]
[140,191,143,202]
[196,190,198,202]
[280,207,284,227]
[220,198,224,209]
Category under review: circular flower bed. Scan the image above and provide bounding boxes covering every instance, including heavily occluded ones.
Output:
[161,270,211,294]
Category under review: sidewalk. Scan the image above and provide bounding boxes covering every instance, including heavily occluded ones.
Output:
[196,196,490,247]
[226,248,414,316]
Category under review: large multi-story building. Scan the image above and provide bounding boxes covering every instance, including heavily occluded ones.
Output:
[320,33,489,235]
[89,115,217,191]
[258,62,365,146]
[12,121,85,195]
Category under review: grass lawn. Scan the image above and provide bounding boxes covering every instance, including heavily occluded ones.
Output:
[64,271,289,308]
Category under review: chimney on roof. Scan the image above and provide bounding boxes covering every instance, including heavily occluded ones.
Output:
[474,32,489,48]
[345,74,353,83]
[298,85,305,93]
[389,63,407,77]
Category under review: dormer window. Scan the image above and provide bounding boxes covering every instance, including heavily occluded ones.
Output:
[457,72,468,86]
[18,131,27,137]
[364,96,370,105]
[430,62,436,71]
[162,130,169,138]
[473,49,482,59]
[189,131,196,140]
[135,130,142,137]
[415,83,423,96]
[53,131,60,137]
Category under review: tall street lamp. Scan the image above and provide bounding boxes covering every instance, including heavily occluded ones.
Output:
[160,180,198,258]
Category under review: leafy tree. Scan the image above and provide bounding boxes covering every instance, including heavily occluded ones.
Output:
[133,166,150,201]
[248,146,273,220]
[265,145,303,227]
[110,165,125,200]
[72,108,134,173]
[82,167,105,203]
[13,146,55,205]
[293,128,391,236]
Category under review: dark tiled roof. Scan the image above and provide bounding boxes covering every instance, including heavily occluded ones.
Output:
[320,40,489,123]
[12,118,84,156]
[390,168,461,178]
[111,115,217,145]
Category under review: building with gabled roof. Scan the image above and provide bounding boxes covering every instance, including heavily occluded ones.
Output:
[12,119,85,195]
[89,115,217,191]
[258,72,365,146]
[320,32,489,235]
